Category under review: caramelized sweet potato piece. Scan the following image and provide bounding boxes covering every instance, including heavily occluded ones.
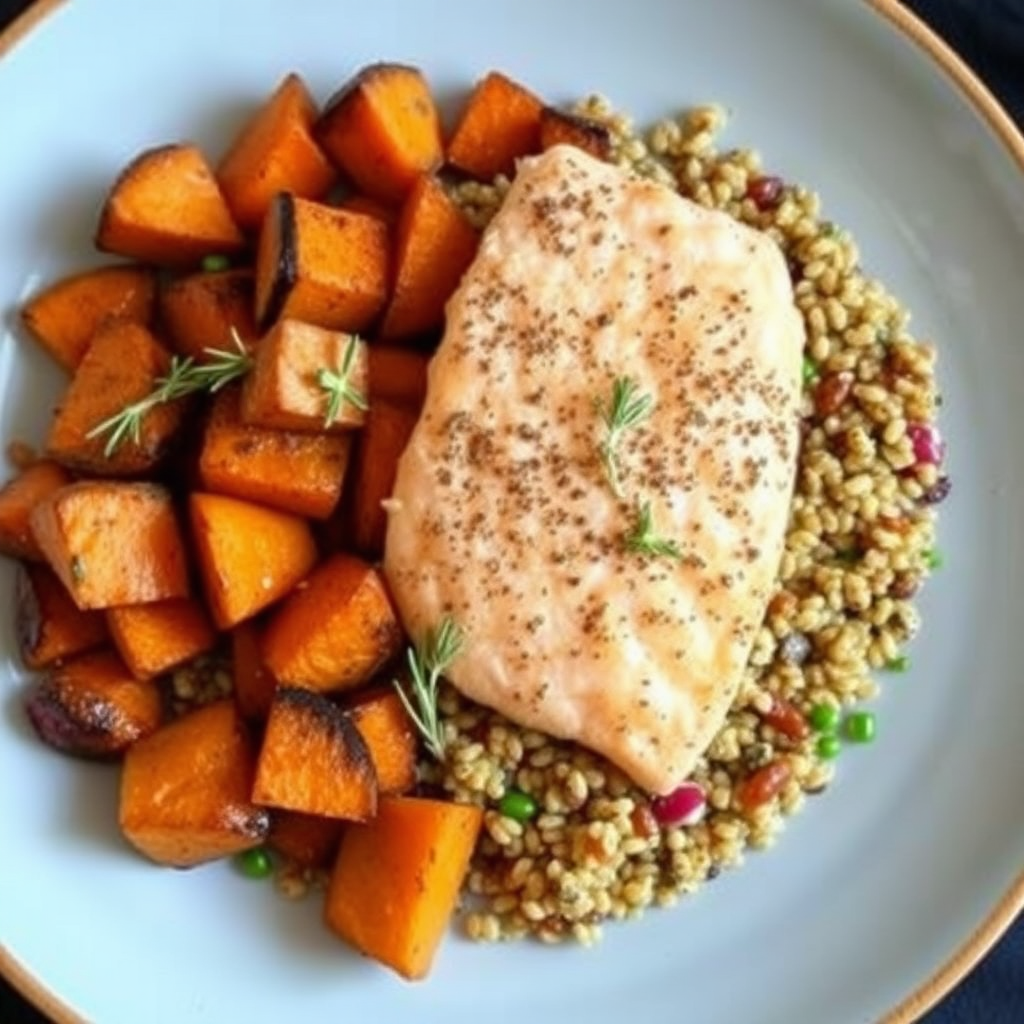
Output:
[158,269,259,361]
[119,699,269,867]
[241,319,368,434]
[337,194,398,227]
[379,176,478,341]
[45,319,185,477]
[22,265,156,371]
[231,618,277,720]
[345,400,418,556]
[346,689,416,794]
[189,491,317,628]
[24,650,162,757]
[254,193,389,332]
[315,64,443,204]
[252,687,377,820]
[538,107,612,160]
[200,386,351,519]
[107,598,216,680]
[268,810,343,868]
[0,461,71,561]
[96,144,244,266]
[262,554,402,693]
[446,71,543,179]
[324,796,483,979]
[16,563,108,669]
[31,481,189,610]
[217,73,336,231]
[367,346,429,408]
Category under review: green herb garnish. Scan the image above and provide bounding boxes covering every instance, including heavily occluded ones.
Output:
[594,375,653,497]
[316,335,368,427]
[624,499,682,561]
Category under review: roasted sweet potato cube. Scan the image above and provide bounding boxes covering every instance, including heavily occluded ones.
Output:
[31,482,189,610]
[255,194,389,332]
[231,618,278,720]
[0,462,71,561]
[253,687,377,820]
[158,269,259,361]
[324,797,483,980]
[262,554,403,693]
[346,688,417,794]
[107,598,216,680]
[46,319,186,477]
[446,71,543,180]
[268,810,344,868]
[367,346,429,408]
[315,64,443,204]
[21,265,156,371]
[119,699,269,867]
[337,194,398,227]
[24,650,162,758]
[96,143,245,266]
[16,564,108,669]
[189,491,317,628]
[345,400,419,556]
[241,319,368,434]
[200,386,351,519]
[218,73,336,231]
[539,107,613,160]
[379,176,478,341]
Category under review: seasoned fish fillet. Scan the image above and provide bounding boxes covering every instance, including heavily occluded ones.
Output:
[384,146,804,794]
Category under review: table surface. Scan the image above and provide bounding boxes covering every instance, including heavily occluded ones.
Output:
[0,0,1021,1021]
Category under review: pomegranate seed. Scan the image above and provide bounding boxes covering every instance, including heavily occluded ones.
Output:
[920,475,952,506]
[651,782,706,827]
[736,760,792,812]
[763,698,810,741]
[907,422,945,465]
[746,175,784,210]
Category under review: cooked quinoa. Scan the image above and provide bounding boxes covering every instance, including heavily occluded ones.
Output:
[435,96,943,945]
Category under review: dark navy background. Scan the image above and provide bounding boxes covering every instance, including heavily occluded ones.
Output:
[0,0,1020,1020]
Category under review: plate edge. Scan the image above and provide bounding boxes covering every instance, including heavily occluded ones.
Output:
[0,2,1021,1024]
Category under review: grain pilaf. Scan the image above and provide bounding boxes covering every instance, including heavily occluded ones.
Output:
[434,96,943,945]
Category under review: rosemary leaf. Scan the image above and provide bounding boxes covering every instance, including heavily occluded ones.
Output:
[624,500,682,561]
[594,375,653,497]
[317,335,368,427]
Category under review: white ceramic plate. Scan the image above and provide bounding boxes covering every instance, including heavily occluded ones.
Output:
[1,2,1022,1022]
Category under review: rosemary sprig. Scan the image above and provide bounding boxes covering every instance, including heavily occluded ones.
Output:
[86,328,253,457]
[594,375,653,497]
[317,335,368,427]
[624,499,682,561]
[393,616,464,762]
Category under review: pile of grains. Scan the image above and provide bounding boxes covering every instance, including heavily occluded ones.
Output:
[436,97,945,945]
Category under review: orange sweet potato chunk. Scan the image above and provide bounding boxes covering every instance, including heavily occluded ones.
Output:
[252,687,377,821]
[240,319,368,434]
[218,73,336,231]
[268,810,344,868]
[316,64,443,204]
[189,491,317,628]
[158,269,259,361]
[231,618,278,720]
[119,699,269,867]
[45,319,186,477]
[538,107,613,160]
[16,563,108,669]
[31,481,189,610]
[96,144,245,266]
[379,176,478,341]
[107,598,216,680]
[446,71,543,179]
[0,461,71,561]
[200,386,351,519]
[337,194,398,228]
[262,554,403,693]
[324,796,483,979]
[346,688,417,794]
[367,346,429,408]
[254,194,389,333]
[21,265,156,371]
[24,650,163,758]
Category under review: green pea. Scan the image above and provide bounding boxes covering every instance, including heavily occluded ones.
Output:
[809,702,840,733]
[498,788,538,823]
[201,254,232,273]
[885,654,910,673]
[845,711,876,744]
[802,356,819,386]
[236,847,273,879]
[924,548,944,570]
[816,734,841,760]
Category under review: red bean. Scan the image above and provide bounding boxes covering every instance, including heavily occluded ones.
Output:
[814,371,855,417]
[763,699,810,741]
[736,760,792,812]
[746,175,785,210]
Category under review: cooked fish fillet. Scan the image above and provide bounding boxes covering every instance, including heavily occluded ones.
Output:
[383,145,804,794]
